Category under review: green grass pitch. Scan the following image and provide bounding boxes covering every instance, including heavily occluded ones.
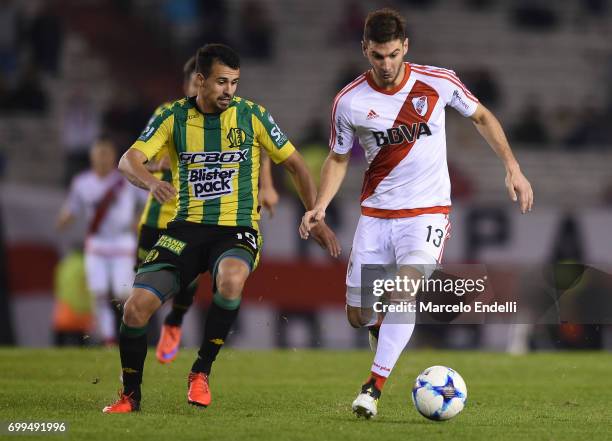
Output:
[0,348,610,440]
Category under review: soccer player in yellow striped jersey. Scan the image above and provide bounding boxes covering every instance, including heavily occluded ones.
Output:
[138,59,280,237]
[139,58,280,365]
[103,44,340,414]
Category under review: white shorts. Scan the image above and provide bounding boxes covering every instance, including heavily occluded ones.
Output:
[346,213,451,307]
[84,234,136,300]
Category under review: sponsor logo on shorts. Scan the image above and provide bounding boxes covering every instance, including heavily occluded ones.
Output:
[155,235,186,255]
[142,248,157,263]
[189,168,237,200]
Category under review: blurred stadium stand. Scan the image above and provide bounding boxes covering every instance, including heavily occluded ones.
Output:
[1,0,611,348]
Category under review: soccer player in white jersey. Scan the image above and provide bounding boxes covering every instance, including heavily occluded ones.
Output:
[300,8,533,418]
[57,138,139,345]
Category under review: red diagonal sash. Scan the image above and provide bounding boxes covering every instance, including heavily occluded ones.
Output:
[360,80,440,203]
[88,176,125,235]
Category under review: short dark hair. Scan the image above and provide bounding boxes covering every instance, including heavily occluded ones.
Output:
[195,44,240,77]
[183,56,196,80]
[363,8,406,44]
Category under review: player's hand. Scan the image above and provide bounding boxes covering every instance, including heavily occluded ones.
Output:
[299,207,326,239]
[259,185,279,217]
[148,179,176,203]
[505,168,533,214]
[309,221,342,258]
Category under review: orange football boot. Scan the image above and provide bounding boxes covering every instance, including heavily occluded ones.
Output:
[156,324,182,364]
[102,391,140,413]
[187,372,211,407]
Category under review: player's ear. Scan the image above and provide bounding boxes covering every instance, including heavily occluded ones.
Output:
[361,40,368,57]
[403,38,409,55]
[195,73,206,88]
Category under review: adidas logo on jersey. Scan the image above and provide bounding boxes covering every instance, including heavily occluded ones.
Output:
[371,122,432,147]
[366,109,379,120]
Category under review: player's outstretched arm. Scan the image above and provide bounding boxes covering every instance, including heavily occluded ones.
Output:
[55,206,75,231]
[282,151,341,258]
[470,104,534,214]
[118,149,176,203]
[258,151,279,217]
[299,151,350,239]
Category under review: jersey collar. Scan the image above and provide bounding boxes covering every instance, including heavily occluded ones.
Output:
[366,62,411,95]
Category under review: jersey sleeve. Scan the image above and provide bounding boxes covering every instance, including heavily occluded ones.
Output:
[130,110,174,161]
[329,94,355,154]
[252,105,296,164]
[444,71,479,117]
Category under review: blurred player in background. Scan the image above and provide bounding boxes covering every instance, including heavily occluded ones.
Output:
[57,138,139,345]
[103,44,339,413]
[136,56,280,365]
[300,8,533,418]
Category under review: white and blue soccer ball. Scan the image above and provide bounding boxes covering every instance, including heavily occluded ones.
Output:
[412,365,467,421]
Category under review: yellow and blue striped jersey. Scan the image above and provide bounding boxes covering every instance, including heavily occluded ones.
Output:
[131,96,295,229]
[138,101,176,230]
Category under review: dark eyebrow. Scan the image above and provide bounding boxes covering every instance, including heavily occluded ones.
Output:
[216,76,240,81]
[371,49,400,58]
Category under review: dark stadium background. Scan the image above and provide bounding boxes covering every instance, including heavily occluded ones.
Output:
[1,0,612,351]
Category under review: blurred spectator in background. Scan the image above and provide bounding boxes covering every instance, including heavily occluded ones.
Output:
[103,90,150,154]
[397,0,437,8]
[332,0,365,45]
[548,107,577,146]
[56,138,139,346]
[584,0,609,15]
[22,0,63,76]
[5,62,48,114]
[511,0,559,31]
[163,0,200,53]
[197,0,230,47]
[61,87,101,186]
[335,63,363,93]
[0,0,21,78]
[53,248,93,346]
[464,0,495,11]
[461,68,501,111]
[509,102,551,147]
[564,106,611,149]
[240,0,274,59]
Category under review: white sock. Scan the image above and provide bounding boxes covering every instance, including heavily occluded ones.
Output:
[371,310,415,377]
[95,296,116,342]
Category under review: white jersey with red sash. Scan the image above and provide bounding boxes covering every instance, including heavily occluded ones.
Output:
[66,169,137,256]
[330,62,479,218]
[331,63,479,308]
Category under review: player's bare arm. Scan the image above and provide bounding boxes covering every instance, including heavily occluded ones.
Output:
[470,103,534,214]
[144,154,171,173]
[118,149,176,203]
[258,151,279,217]
[299,151,350,239]
[55,206,75,230]
[282,151,341,258]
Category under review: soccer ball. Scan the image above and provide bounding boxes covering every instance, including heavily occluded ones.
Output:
[412,365,467,421]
